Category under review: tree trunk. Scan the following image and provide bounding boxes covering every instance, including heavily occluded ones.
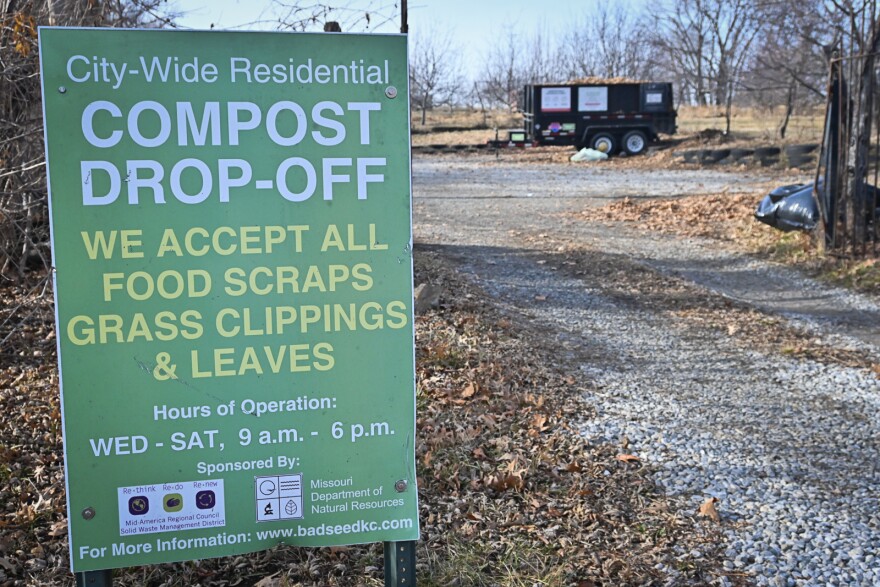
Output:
[1,1,19,16]
[473,82,488,126]
[845,76,872,250]
[843,27,880,251]
[724,80,733,135]
[695,31,705,106]
[777,84,795,140]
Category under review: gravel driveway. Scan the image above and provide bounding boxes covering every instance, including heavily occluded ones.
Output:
[412,154,880,587]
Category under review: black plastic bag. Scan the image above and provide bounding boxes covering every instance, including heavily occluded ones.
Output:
[754,183,819,232]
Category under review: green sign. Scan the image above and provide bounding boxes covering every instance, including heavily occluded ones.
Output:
[39,27,417,573]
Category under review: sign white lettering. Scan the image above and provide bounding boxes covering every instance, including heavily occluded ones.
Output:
[541,87,571,112]
[578,86,608,112]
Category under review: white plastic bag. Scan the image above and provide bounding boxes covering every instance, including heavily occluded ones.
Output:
[570,147,609,162]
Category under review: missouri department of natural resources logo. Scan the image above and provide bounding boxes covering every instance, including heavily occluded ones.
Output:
[255,474,303,522]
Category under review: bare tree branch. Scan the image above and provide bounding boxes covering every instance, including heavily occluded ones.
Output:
[409,29,464,124]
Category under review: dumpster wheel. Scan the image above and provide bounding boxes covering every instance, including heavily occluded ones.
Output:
[591,133,616,154]
[623,130,648,155]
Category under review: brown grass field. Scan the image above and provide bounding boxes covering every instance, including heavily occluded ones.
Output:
[676,105,824,143]
[410,105,825,147]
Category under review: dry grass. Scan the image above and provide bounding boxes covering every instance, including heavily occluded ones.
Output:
[409,108,522,147]
[676,105,824,144]
[410,108,520,132]
[410,106,825,148]
[410,129,496,147]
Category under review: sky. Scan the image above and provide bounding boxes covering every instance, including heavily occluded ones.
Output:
[171,0,621,79]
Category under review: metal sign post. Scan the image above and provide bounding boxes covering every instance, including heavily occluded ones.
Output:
[75,570,112,587]
[384,5,416,586]
[384,541,416,586]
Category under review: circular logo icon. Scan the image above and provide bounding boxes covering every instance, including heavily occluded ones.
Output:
[196,490,216,510]
[128,496,149,516]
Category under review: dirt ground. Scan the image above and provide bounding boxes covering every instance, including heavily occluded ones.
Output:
[412,151,877,348]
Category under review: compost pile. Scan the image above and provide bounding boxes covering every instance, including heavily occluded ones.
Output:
[564,77,645,85]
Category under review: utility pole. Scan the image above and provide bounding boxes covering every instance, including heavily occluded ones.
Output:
[401,0,408,33]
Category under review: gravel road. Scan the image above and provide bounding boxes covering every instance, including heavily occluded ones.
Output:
[412,154,880,587]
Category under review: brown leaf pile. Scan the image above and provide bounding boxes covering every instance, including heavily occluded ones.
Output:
[0,276,67,585]
[576,192,770,241]
[564,77,645,85]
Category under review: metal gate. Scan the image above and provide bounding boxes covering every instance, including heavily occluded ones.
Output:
[817,43,880,256]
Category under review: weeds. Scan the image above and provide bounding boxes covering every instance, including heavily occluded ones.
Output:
[420,536,567,587]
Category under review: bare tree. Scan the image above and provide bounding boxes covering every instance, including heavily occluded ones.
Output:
[561,4,649,81]
[409,30,464,125]
[699,0,763,134]
[476,32,526,110]
[647,0,711,105]
[0,0,176,280]
[745,0,831,138]
[270,1,398,32]
[101,0,177,28]
[519,27,564,85]
[647,0,762,131]
[475,29,564,111]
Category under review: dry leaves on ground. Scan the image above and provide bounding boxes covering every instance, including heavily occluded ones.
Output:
[412,248,725,586]
[575,192,772,241]
[698,498,721,523]
[573,188,880,299]
[0,247,726,586]
[516,241,877,372]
